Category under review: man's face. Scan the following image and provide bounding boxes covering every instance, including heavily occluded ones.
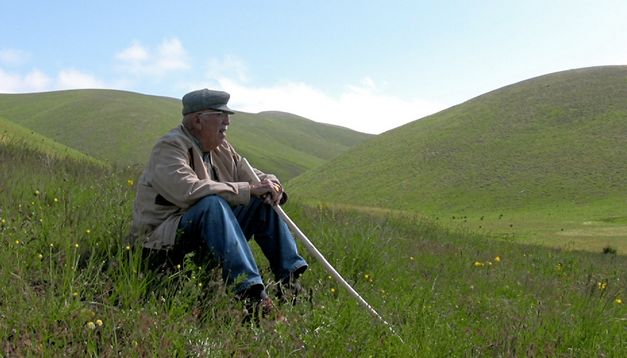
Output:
[193,111,231,151]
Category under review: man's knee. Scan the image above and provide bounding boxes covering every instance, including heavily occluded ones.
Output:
[181,195,232,230]
[194,195,230,213]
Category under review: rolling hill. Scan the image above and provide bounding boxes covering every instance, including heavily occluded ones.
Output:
[0,89,372,179]
[288,66,627,217]
[0,116,105,166]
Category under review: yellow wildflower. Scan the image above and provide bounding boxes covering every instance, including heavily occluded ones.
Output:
[54,198,59,203]
[85,229,91,235]
[127,179,134,186]
[95,319,103,327]
[198,283,203,288]
[15,240,20,245]
[34,190,40,196]
[615,298,623,304]
[37,254,43,260]
[86,321,96,330]
[176,264,181,270]
[410,256,415,261]
[364,274,369,279]
[474,261,484,267]
[74,243,79,248]
[495,256,501,262]
[330,288,336,293]
[126,245,131,251]
[598,282,607,290]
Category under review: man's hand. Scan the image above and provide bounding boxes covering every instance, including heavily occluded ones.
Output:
[250,179,283,206]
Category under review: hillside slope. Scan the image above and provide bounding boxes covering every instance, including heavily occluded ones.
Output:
[289,66,627,215]
[0,116,105,166]
[0,90,372,179]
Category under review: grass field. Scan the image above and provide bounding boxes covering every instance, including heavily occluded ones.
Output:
[296,200,627,255]
[447,204,627,254]
[1,138,625,356]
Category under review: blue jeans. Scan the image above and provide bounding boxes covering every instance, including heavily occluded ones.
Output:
[177,195,308,294]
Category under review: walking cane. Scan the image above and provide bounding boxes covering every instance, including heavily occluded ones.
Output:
[241,158,403,342]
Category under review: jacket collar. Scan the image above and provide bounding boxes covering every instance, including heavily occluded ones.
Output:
[180,124,206,154]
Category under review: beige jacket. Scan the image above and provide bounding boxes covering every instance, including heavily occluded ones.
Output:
[130,125,277,250]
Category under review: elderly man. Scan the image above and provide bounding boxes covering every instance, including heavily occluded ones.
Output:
[130,88,308,314]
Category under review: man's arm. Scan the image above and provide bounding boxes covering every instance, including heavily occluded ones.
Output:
[235,156,287,206]
[150,139,251,209]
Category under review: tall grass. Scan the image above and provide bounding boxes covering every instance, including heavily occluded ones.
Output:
[1,141,625,356]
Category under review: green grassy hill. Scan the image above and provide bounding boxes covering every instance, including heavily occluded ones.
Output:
[228,111,371,179]
[288,66,627,251]
[0,90,372,179]
[0,116,105,166]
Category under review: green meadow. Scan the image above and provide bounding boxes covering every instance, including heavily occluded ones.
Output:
[1,66,626,355]
[1,138,625,356]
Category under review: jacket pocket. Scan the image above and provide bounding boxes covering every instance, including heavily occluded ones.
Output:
[155,194,175,206]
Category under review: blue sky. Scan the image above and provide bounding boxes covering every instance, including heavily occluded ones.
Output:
[1,1,626,133]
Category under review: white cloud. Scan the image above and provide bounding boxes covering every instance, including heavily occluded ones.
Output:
[0,67,106,93]
[1,42,443,133]
[0,68,51,92]
[57,69,105,89]
[205,55,249,82]
[0,48,106,92]
[115,42,149,63]
[0,49,30,66]
[156,38,189,71]
[23,69,52,90]
[115,37,189,77]
[216,77,444,134]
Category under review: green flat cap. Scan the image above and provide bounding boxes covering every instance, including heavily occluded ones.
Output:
[182,89,234,115]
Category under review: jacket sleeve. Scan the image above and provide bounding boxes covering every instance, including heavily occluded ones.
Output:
[149,139,251,209]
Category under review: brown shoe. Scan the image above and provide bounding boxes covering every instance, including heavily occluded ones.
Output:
[242,287,278,323]
[276,266,307,305]
[260,296,289,323]
[259,295,275,317]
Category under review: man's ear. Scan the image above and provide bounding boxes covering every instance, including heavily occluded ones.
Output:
[192,114,203,130]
